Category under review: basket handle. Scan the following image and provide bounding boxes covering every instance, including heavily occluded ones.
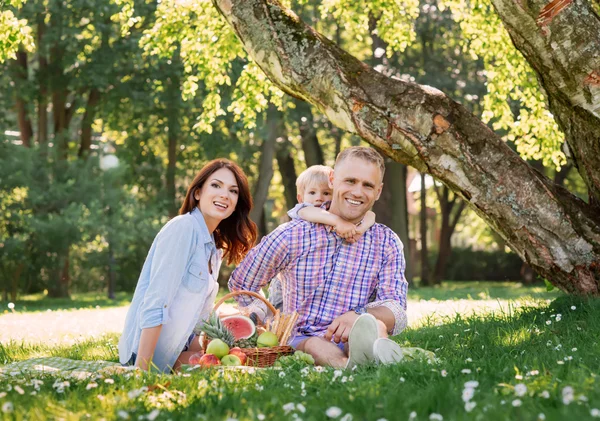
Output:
[213,290,278,315]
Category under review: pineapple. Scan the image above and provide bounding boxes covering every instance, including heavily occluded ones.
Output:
[199,313,235,347]
[234,332,258,348]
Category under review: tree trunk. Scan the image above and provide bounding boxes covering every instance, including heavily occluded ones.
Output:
[78,88,101,158]
[14,50,33,147]
[48,249,71,298]
[295,99,324,166]
[250,104,279,235]
[37,19,48,146]
[213,0,600,294]
[275,132,297,213]
[433,186,467,284]
[11,263,24,302]
[420,174,431,286]
[489,0,600,208]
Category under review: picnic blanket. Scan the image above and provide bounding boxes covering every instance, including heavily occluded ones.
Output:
[0,357,128,378]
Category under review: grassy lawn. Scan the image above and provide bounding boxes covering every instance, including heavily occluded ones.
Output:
[0,292,133,314]
[1,284,598,420]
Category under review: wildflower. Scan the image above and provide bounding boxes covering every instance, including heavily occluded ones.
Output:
[255,384,264,391]
[441,370,448,377]
[562,386,575,405]
[409,412,417,421]
[464,381,479,389]
[461,369,471,374]
[462,388,475,402]
[326,407,343,418]
[572,348,577,352]
[540,391,550,399]
[14,386,24,395]
[2,402,14,413]
[283,403,296,414]
[7,303,14,310]
[591,408,600,418]
[0,392,5,399]
[297,404,306,413]
[557,361,565,365]
[429,413,443,421]
[465,401,476,412]
[340,414,353,421]
[555,314,562,321]
[127,386,148,399]
[571,306,576,310]
[465,358,472,363]
[257,415,266,421]
[538,414,546,420]
[279,371,286,378]
[515,374,523,380]
[300,367,310,376]
[514,383,527,397]
[512,399,522,407]
[546,320,551,325]
[527,370,539,376]
[104,378,115,384]
[86,382,98,390]
[399,377,405,383]
[314,366,325,373]
[117,410,130,419]
[332,370,343,381]
[147,409,160,421]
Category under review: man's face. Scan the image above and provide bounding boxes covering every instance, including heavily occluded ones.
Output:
[329,157,383,224]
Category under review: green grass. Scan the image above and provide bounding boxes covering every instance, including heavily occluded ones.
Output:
[0,292,133,314]
[407,280,561,301]
[1,291,599,420]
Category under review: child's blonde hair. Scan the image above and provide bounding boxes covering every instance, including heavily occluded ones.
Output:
[296,165,333,197]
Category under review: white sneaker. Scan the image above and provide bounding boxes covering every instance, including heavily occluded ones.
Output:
[373,338,404,365]
[345,313,378,369]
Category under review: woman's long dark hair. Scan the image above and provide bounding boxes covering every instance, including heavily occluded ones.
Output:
[179,159,257,265]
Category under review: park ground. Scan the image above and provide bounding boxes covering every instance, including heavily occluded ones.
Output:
[1,282,600,420]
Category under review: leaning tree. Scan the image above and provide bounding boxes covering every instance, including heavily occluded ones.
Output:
[209,0,599,294]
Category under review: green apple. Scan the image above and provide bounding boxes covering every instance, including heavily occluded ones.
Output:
[221,354,242,366]
[257,331,279,348]
[206,339,230,359]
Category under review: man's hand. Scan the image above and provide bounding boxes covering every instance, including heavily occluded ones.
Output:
[324,311,360,343]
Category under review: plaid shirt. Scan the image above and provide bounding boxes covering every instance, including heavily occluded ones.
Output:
[229,219,408,337]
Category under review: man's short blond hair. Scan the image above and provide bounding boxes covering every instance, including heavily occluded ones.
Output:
[296,165,333,197]
[335,146,385,180]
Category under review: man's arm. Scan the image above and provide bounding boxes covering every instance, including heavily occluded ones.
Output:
[228,223,292,307]
[366,231,409,335]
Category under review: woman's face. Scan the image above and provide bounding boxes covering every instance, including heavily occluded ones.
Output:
[195,168,239,229]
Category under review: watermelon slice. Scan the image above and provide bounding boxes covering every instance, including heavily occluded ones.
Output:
[221,315,256,340]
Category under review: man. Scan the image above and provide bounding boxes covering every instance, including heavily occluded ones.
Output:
[229,147,408,368]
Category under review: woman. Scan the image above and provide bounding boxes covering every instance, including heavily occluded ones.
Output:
[118,159,257,372]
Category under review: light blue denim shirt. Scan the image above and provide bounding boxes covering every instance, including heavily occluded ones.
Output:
[118,207,221,372]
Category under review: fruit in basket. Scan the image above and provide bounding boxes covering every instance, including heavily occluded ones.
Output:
[234,331,258,348]
[221,315,256,340]
[206,339,230,359]
[199,354,221,367]
[200,313,235,346]
[228,347,247,365]
[257,331,279,348]
[221,354,242,366]
[188,352,204,366]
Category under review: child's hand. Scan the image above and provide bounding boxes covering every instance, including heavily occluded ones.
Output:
[334,219,357,240]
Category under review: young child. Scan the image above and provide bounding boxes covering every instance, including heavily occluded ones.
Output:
[267,165,376,310]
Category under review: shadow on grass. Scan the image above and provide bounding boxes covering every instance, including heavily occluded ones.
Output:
[407,280,562,301]
[0,292,133,313]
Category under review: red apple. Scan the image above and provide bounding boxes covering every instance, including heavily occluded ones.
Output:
[188,351,204,366]
[228,347,247,365]
[199,353,221,368]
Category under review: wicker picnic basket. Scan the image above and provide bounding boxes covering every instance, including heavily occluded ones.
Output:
[202,290,296,368]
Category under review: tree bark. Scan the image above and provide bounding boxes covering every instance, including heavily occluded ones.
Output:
[250,104,280,236]
[489,0,600,207]
[212,0,600,294]
[14,50,33,147]
[295,99,324,166]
